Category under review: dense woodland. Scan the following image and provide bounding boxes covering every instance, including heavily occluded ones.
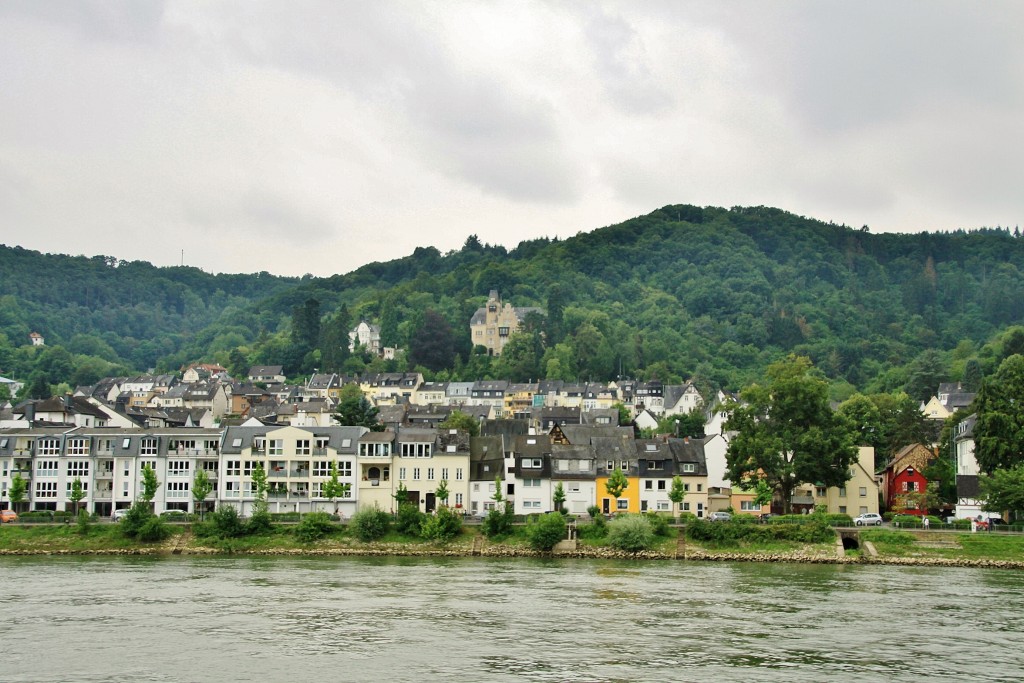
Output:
[2,205,1024,404]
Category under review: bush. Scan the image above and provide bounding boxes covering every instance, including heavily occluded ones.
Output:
[823,513,854,527]
[577,519,608,540]
[137,516,171,542]
[587,505,602,520]
[246,510,273,535]
[395,503,426,536]
[608,515,656,552]
[294,512,336,543]
[892,515,924,528]
[645,512,671,537]
[525,512,567,551]
[350,507,391,542]
[677,512,697,522]
[421,506,463,542]
[270,512,301,522]
[196,506,246,539]
[76,509,91,535]
[120,502,156,539]
[18,511,55,522]
[687,519,834,545]
[482,502,515,538]
[859,529,914,546]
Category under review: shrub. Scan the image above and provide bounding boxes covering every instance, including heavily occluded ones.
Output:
[421,506,463,542]
[892,515,924,528]
[76,509,91,535]
[350,507,391,542]
[859,529,914,546]
[395,503,426,536]
[822,513,853,527]
[587,505,602,520]
[270,512,301,523]
[608,515,656,552]
[246,510,273,535]
[677,512,697,522]
[645,512,671,537]
[577,520,608,540]
[687,519,834,545]
[482,502,515,538]
[294,512,336,543]
[136,516,171,542]
[525,512,567,551]
[197,506,246,539]
[120,502,156,539]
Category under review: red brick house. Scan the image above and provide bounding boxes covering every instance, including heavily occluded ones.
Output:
[884,444,935,516]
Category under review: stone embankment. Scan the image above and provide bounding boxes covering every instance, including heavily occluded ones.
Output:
[2,542,1023,570]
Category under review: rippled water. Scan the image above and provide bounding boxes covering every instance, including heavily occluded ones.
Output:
[2,556,1022,682]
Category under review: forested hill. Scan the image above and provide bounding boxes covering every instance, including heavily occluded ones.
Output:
[3,205,1024,399]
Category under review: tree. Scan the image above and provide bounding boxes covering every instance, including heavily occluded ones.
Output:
[979,465,1024,519]
[525,512,567,551]
[607,515,655,553]
[140,463,160,505]
[612,402,632,427]
[438,410,480,437]
[722,355,857,515]
[668,476,686,516]
[288,298,321,374]
[974,355,1024,474]
[962,358,983,393]
[552,482,566,513]
[752,478,773,509]
[9,473,26,511]
[408,308,455,372]
[322,461,351,515]
[334,383,384,431]
[192,468,214,519]
[69,477,85,515]
[435,479,450,507]
[393,482,410,508]
[605,467,629,500]
[26,373,51,400]
[318,305,351,373]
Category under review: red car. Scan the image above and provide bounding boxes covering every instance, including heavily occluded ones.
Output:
[0,509,18,523]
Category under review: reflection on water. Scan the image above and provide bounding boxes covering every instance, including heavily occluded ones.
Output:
[2,555,1023,682]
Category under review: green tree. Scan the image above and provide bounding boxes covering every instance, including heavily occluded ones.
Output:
[605,467,629,499]
[69,477,85,515]
[438,410,479,437]
[752,478,774,508]
[962,358,983,393]
[722,355,857,515]
[322,461,351,515]
[552,482,566,513]
[289,298,322,371]
[974,355,1024,473]
[420,505,462,542]
[612,402,632,427]
[408,308,455,372]
[192,468,214,519]
[525,512,567,551]
[979,465,1024,519]
[9,473,26,511]
[349,506,391,542]
[393,481,410,508]
[318,305,352,373]
[334,383,384,431]
[140,464,160,505]
[435,479,450,507]
[248,462,271,533]
[668,476,686,517]
[26,373,51,399]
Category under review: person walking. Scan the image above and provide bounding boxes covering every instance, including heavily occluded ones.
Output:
[923,516,930,530]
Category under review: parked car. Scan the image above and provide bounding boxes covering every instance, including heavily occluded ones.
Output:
[111,508,130,522]
[854,512,883,526]
[708,511,732,522]
[0,509,18,523]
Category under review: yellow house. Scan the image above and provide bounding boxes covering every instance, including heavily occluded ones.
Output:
[811,446,880,516]
[596,468,640,514]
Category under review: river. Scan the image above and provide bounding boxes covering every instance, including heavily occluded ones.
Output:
[2,556,1021,682]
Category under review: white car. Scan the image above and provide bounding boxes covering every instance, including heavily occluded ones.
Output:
[854,512,883,526]
[111,508,130,522]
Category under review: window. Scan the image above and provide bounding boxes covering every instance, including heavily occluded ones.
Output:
[401,442,433,457]
[65,480,88,493]
[568,483,580,493]
[696,484,703,492]
[225,481,239,497]
[36,481,58,498]
[740,501,759,511]
[523,500,541,509]
[313,461,331,476]
[682,463,696,473]
[839,506,847,514]
[243,461,260,475]
[645,481,653,490]
[202,461,218,473]
[620,461,628,470]
[455,493,463,506]
[441,468,449,481]
[839,487,847,497]
[657,501,670,511]
[122,437,132,449]
[906,481,917,492]
[296,440,310,456]
[455,468,463,481]
[232,438,242,448]
[683,502,690,511]
[521,478,541,487]
[606,460,615,471]
[38,438,61,456]
[268,440,283,456]
[648,461,663,470]
[140,438,158,455]
[616,499,629,510]
[67,461,89,477]
[658,480,667,490]
[413,468,421,481]
[473,483,480,492]
[67,438,89,455]
[168,461,190,476]
[167,481,190,498]
[859,487,867,497]
[341,439,351,448]
[523,458,542,468]
[684,483,690,492]
[427,468,435,481]
[815,487,827,497]
[36,460,59,476]
[399,467,407,480]
[226,460,240,476]
[337,461,352,477]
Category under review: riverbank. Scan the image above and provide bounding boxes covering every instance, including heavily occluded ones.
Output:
[2,524,1023,570]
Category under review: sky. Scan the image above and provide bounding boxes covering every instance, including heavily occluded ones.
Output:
[2,1,1022,278]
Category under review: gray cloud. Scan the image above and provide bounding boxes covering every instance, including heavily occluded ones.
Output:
[0,1,1021,276]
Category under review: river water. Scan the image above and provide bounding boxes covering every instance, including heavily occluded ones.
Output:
[2,556,1021,682]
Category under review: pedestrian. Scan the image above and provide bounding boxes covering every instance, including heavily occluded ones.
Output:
[923,516,930,530]
[971,518,977,533]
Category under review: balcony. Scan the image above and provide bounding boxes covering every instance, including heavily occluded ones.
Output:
[93,491,113,501]
[95,470,114,480]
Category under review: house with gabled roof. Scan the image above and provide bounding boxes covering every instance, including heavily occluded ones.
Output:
[469,435,505,516]
[469,290,544,356]
[248,366,285,384]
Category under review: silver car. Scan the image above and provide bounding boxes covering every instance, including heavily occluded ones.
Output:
[854,512,883,526]
[708,511,732,522]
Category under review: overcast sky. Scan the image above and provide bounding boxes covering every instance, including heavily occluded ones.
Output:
[2,1,1021,277]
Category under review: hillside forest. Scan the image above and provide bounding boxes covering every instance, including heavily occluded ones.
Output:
[2,204,1024,408]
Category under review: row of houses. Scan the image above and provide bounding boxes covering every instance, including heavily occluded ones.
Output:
[0,420,881,520]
